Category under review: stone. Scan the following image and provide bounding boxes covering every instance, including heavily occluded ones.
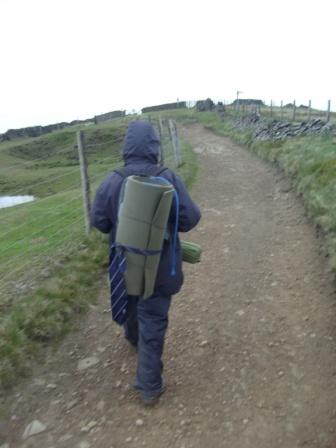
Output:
[87,421,97,430]
[66,399,79,411]
[51,399,61,405]
[22,420,47,439]
[59,434,73,442]
[80,420,97,433]
[180,420,190,426]
[97,400,105,411]
[136,419,144,427]
[33,378,46,386]
[78,442,91,448]
[77,357,99,371]
[199,340,208,347]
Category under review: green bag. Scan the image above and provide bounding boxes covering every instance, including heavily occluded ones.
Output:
[181,241,202,263]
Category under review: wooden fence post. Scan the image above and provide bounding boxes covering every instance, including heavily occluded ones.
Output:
[168,119,182,168]
[76,131,91,235]
[270,100,273,118]
[308,99,312,121]
[280,100,283,121]
[173,120,182,167]
[326,100,331,122]
[292,100,296,122]
[168,119,176,166]
[158,117,165,166]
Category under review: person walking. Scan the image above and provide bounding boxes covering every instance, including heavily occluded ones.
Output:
[91,120,201,405]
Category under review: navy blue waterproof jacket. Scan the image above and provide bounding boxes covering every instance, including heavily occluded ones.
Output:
[91,120,201,297]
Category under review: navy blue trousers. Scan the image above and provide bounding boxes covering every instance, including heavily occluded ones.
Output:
[124,294,171,394]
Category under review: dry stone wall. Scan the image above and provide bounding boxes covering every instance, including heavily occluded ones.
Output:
[0,118,94,142]
[0,110,126,142]
[141,102,186,114]
[230,114,335,140]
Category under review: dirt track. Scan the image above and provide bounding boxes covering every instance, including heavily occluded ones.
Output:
[2,124,336,448]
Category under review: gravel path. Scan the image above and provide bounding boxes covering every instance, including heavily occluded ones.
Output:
[2,123,336,448]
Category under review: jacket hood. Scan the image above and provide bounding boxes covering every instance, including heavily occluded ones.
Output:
[122,120,160,164]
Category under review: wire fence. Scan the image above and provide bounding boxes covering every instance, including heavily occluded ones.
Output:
[0,117,183,303]
[1,97,334,304]
[211,98,336,124]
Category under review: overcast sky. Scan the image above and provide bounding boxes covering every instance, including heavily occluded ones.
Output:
[0,0,335,132]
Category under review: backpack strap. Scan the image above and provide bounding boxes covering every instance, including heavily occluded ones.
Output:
[154,166,168,177]
[114,166,168,178]
[114,167,132,178]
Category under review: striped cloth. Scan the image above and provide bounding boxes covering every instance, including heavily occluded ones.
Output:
[108,244,161,325]
[109,245,128,325]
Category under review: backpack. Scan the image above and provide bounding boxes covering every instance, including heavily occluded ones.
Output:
[108,166,175,325]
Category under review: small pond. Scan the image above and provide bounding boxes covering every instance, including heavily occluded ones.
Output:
[0,196,35,209]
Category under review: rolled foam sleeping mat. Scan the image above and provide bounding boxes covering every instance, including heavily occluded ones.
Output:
[116,175,174,299]
[181,240,202,263]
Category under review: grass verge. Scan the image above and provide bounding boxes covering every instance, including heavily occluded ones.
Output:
[0,234,107,388]
[177,140,199,189]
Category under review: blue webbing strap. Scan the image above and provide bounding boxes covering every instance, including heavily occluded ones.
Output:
[110,243,162,259]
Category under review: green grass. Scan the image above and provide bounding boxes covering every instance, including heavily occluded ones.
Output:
[0,233,107,387]
[0,119,129,197]
[0,119,126,388]
[177,141,199,189]
[0,114,199,389]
